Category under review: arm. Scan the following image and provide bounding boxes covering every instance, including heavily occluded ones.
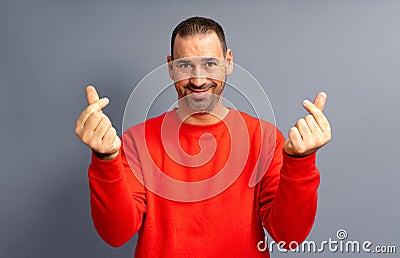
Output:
[259,92,331,247]
[88,142,146,247]
[259,132,320,246]
[75,86,146,247]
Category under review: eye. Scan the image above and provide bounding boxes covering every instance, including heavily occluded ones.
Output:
[178,63,191,68]
[206,62,217,67]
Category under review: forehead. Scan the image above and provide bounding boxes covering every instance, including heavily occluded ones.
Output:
[173,32,224,59]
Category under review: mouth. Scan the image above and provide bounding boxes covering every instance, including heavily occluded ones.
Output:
[191,90,209,98]
[186,86,214,99]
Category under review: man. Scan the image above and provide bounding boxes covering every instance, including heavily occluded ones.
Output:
[75,17,331,257]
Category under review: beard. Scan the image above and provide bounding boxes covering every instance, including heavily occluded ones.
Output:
[182,82,224,113]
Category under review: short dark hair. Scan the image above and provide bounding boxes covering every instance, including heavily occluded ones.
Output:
[171,16,227,58]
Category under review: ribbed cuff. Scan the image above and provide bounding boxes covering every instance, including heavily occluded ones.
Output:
[89,151,124,181]
[281,151,318,179]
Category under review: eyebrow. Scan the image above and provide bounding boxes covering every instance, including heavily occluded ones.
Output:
[175,57,220,63]
[175,59,192,64]
[201,57,219,62]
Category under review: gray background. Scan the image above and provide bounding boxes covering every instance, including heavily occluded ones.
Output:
[1,0,399,257]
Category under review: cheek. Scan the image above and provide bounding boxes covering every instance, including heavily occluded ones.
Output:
[212,79,224,90]
[174,80,189,96]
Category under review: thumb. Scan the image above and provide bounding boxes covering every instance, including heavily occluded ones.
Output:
[313,91,327,111]
[86,85,100,105]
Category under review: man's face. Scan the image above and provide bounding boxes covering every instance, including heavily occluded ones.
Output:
[167,32,233,113]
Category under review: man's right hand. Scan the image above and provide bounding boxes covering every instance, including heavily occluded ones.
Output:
[75,85,121,160]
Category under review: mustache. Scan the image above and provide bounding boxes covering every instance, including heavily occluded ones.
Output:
[184,82,216,91]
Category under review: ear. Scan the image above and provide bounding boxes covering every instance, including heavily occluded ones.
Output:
[225,49,233,75]
[167,55,174,80]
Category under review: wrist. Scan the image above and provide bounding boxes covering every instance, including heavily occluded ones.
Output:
[93,150,119,160]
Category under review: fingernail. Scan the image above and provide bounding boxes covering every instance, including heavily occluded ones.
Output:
[303,99,310,105]
[103,97,109,103]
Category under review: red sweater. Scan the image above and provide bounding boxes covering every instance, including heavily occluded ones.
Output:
[88,109,320,257]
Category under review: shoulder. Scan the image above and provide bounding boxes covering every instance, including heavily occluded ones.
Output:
[234,110,277,133]
[232,110,285,145]
[123,111,169,137]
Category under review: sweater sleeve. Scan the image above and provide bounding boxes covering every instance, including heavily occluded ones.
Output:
[88,138,146,247]
[259,129,320,248]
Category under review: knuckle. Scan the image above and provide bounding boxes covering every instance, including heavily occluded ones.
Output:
[92,112,102,120]
[305,114,313,121]
[288,128,297,139]
[110,141,117,150]
[110,127,117,135]
[104,117,112,127]
[84,106,93,115]
[106,127,116,138]
[316,135,324,144]
[74,126,80,136]
[324,133,332,142]
[91,139,102,150]
[86,104,100,115]
[81,135,90,144]
[326,125,332,134]
[115,140,121,150]
[312,135,325,147]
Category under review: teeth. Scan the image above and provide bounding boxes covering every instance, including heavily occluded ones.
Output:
[188,87,212,98]
[190,90,209,98]
[192,91,207,96]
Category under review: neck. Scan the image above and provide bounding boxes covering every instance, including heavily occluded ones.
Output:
[176,101,229,125]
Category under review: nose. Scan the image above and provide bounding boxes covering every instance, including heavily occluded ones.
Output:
[190,66,207,87]
[190,76,207,87]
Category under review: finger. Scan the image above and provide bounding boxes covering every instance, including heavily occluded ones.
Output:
[302,99,330,133]
[295,118,312,139]
[304,114,322,134]
[76,98,109,128]
[86,85,100,105]
[288,126,303,150]
[93,115,112,139]
[313,91,327,111]
[103,127,119,150]
[80,112,106,142]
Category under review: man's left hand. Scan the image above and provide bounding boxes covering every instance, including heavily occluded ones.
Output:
[283,92,331,157]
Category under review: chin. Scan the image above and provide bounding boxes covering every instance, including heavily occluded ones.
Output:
[185,97,219,113]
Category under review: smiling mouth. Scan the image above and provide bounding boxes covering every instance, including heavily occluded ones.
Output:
[191,91,208,98]
[187,87,213,99]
